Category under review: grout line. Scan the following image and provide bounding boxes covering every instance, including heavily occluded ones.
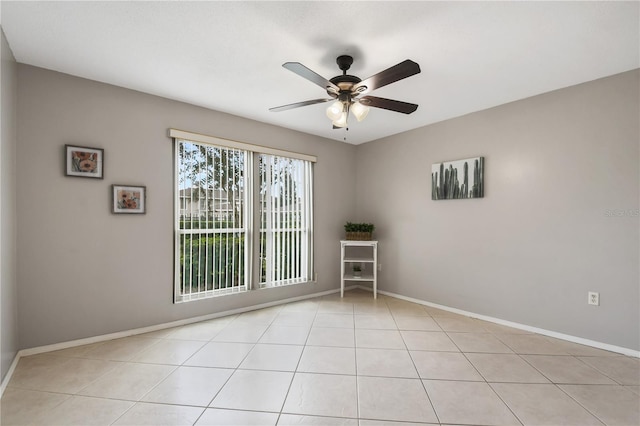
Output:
[5,289,636,425]
[181,406,208,426]
[484,382,526,426]
[394,309,441,425]
[573,355,629,386]
[276,297,321,423]
[516,353,564,385]
[354,308,360,420]
[554,384,614,426]
[439,327,525,425]
[108,398,140,425]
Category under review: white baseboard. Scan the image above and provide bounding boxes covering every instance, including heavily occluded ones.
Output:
[366,286,640,358]
[0,352,21,396]
[3,284,637,398]
[0,286,342,397]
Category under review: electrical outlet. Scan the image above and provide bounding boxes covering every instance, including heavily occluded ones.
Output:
[588,292,599,306]
[377,263,382,272]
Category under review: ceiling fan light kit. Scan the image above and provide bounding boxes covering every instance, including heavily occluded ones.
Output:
[270,55,421,129]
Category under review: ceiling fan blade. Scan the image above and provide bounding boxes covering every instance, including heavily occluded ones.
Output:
[269,98,333,112]
[283,62,340,92]
[360,96,419,114]
[353,60,421,95]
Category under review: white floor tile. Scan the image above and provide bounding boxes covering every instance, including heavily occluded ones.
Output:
[213,324,268,343]
[522,355,617,384]
[466,353,550,383]
[578,355,640,385]
[184,341,254,368]
[4,290,634,426]
[259,325,311,345]
[491,383,603,425]
[447,332,514,353]
[112,402,204,425]
[297,346,356,375]
[133,339,206,365]
[77,362,176,401]
[355,329,405,349]
[196,408,279,425]
[165,320,228,341]
[45,395,134,426]
[559,384,640,426]
[0,388,70,425]
[354,315,397,330]
[313,313,355,328]
[356,348,418,378]
[317,302,354,314]
[273,311,317,327]
[278,414,358,425]
[307,327,355,347]
[283,373,358,418]
[410,351,484,381]
[393,316,442,331]
[8,355,119,394]
[358,376,438,423]
[400,331,459,352]
[239,344,304,371]
[211,369,293,412]
[424,380,520,425]
[141,366,233,406]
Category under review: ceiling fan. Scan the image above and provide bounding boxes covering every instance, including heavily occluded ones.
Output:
[270,55,421,128]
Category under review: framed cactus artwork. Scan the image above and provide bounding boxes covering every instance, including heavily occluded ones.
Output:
[65,144,104,179]
[431,156,484,200]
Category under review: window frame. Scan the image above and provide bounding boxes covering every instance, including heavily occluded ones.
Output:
[171,129,315,303]
[173,140,251,303]
[258,153,314,289]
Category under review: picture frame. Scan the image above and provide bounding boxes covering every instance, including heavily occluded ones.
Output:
[432,156,484,200]
[65,144,104,179]
[112,184,146,214]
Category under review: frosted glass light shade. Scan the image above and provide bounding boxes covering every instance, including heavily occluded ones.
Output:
[326,101,344,121]
[351,101,370,122]
[332,111,348,128]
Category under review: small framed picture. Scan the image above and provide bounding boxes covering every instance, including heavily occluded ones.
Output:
[65,145,104,179]
[112,184,146,214]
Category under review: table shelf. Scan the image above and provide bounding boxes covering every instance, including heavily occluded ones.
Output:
[340,240,378,298]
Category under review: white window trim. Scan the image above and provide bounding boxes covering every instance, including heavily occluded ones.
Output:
[169,129,317,163]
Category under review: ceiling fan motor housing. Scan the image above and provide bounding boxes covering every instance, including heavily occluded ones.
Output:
[328,56,364,99]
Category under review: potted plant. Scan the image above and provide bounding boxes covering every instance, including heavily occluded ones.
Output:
[344,222,375,240]
[352,264,362,278]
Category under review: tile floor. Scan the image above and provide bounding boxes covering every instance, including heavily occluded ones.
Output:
[2,289,639,425]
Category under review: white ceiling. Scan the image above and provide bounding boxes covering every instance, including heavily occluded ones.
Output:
[1,1,638,144]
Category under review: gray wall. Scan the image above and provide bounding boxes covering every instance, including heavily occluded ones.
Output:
[11,62,640,353]
[356,70,640,351]
[16,65,356,349]
[1,28,19,380]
